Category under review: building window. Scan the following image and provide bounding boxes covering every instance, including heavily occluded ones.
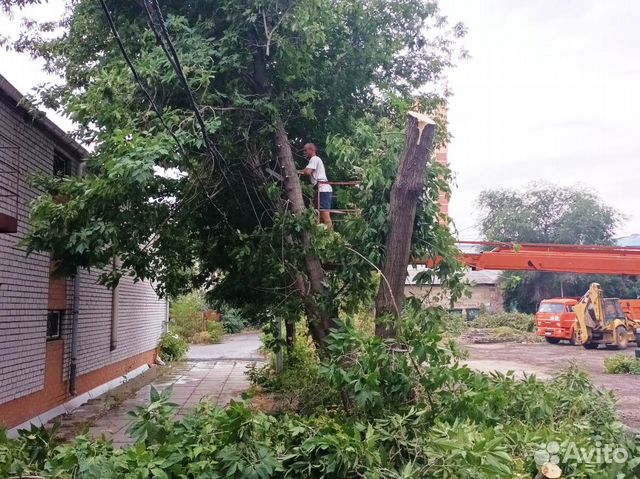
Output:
[53,153,70,176]
[47,310,63,339]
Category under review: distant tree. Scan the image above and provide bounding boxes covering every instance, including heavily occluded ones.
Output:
[477,182,619,245]
[477,182,639,312]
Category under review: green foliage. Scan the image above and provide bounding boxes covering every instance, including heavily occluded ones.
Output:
[248,335,337,415]
[9,0,466,339]
[158,331,188,361]
[170,292,207,341]
[6,312,639,478]
[191,331,211,344]
[477,181,637,312]
[604,354,640,375]
[478,181,620,245]
[206,320,224,343]
[128,386,177,445]
[474,312,536,332]
[485,326,542,344]
[220,307,248,334]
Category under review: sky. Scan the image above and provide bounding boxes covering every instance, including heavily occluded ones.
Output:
[1,1,640,237]
[440,0,640,239]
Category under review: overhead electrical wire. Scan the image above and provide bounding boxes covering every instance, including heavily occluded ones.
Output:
[143,0,220,171]
[98,0,235,250]
[98,0,184,155]
[100,0,274,244]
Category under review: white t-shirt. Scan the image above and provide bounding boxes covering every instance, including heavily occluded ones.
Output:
[306,155,332,192]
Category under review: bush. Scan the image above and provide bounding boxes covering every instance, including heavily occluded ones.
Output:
[158,331,188,361]
[604,354,640,375]
[207,320,224,343]
[7,313,637,479]
[474,312,536,332]
[220,306,247,333]
[170,292,207,340]
[248,333,337,414]
[443,312,467,336]
[191,331,212,344]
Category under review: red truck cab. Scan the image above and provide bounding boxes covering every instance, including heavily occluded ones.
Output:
[536,298,579,344]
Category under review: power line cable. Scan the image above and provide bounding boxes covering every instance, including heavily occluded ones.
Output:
[144,0,219,170]
[98,0,184,155]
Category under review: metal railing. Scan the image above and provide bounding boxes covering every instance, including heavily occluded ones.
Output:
[315,181,361,220]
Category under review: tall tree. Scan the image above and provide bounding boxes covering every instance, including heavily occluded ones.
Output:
[8,0,466,345]
[477,182,637,312]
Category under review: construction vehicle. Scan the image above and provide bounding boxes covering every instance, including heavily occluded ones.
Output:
[418,242,640,355]
[535,298,579,344]
[573,283,640,349]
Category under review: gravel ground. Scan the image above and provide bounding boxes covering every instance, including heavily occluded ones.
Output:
[463,341,640,429]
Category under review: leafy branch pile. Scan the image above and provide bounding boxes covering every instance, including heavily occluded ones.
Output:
[3,307,639,478]
[444,312,541,344]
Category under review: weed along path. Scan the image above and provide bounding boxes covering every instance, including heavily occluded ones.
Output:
[463,341,640,429]
[56,332,264,447]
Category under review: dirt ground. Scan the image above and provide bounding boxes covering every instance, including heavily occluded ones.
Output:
[463,341,640,429]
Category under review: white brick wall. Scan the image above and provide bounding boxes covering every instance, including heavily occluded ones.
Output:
[0,91,167,406]
[0,100,53,403]
[61,272,166,378]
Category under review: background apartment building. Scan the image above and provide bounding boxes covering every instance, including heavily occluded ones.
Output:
[0,74,167,431]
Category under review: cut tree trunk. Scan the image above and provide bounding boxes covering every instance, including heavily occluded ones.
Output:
[374,112,436,338]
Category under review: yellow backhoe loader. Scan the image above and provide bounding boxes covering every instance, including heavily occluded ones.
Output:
[573,283,640,350]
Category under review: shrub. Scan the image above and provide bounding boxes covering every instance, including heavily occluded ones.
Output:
[158,331,188,361]
[220,306,247,333]
[443,312,467,336]
[207,320,224,343]
[170,292,206,340]
[604,354,640,375]
[248,333,337,414]
[474,312,536,332]
[191,331,212,344]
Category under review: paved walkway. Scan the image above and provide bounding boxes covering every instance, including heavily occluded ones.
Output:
[187,331,263,361]
[69,332,263,447]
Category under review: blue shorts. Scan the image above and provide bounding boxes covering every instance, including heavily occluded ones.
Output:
[318,191,333,211]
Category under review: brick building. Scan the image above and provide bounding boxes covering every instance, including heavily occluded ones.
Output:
[405,266,504,319]
[402,110,505,317]
[0,74,168,431]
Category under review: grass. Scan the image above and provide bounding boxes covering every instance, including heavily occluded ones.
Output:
[604,354,640,375]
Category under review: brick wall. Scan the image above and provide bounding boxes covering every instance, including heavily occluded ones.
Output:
[0,99,54,404]
[0,87,167,425]
[405,284,505,314]
[60,272,166,379]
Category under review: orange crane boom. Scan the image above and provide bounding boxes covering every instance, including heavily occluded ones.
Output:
[415,241,640,276]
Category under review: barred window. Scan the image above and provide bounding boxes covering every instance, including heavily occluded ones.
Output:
[47,310,63,339]
[53,153,70,176]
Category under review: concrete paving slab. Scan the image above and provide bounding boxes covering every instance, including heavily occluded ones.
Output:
[48,334,263,446]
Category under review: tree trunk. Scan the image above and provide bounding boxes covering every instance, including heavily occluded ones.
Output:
[273,122,335,345]
[250,40,333,346]
[374,112,436,338]
[285,319,296,347]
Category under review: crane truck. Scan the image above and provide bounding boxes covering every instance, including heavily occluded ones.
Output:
[573,283,640,350]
